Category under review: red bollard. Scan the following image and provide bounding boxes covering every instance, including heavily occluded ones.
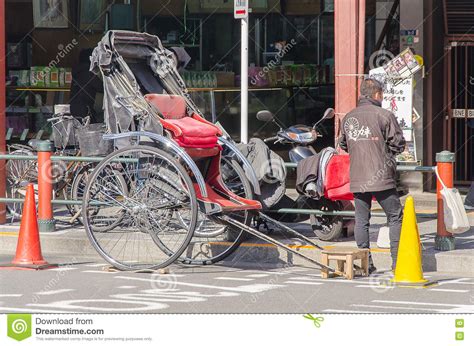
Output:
[35,140,56,232]
[435,151,455,251]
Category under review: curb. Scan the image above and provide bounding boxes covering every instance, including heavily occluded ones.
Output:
[1,230,472,275]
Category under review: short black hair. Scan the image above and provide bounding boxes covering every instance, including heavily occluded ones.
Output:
[360,78,383,98]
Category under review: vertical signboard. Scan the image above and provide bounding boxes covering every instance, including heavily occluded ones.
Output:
[234,0,249,19]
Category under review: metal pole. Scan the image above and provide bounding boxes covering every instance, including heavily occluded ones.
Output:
[357,0,366,93]
[0,0,6,224]
[241,17,249,143]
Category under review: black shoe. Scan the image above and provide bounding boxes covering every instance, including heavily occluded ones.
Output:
[368,265,377,275]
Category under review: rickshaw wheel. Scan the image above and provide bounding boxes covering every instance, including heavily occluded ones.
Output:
[82,145,197,271]
[179,157,253,265]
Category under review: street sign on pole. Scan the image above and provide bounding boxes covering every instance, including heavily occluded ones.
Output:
[235,0,249,143]
[234,0,249,19]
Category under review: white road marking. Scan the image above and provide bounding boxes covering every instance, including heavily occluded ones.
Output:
[355,285,395,289]
[35,289,75,296]
[284,281,323,286]
[373,300,472,308]
[0,294,22,297]
[431,288,470,293]
[215,277,254,282]
[288,278,362,284]
[29,299,168,312]
[82,270,113,274]
[84,264,108,267]
[438,278,474,285]
[371,300,474,312]
[50,267,77,272]
[352,304,438,312]
[287,268,313,272]
[117,286,137,289]
[244,270,290,276]
[246,274,270,278]
[115,276,285,293]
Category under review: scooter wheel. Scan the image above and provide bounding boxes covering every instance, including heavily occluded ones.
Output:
[309,200,344,241]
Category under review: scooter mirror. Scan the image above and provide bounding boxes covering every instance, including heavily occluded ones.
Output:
[323,108,335,120]
[256,110,275,122]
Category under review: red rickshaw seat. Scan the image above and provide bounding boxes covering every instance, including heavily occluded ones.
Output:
[145,94,261,212]
[144,93,222,149]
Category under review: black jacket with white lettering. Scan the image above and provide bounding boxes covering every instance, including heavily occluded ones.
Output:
[339,97,406,193]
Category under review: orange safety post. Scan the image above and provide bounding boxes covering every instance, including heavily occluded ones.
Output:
[435,151,455,251]
[34,140,56,232]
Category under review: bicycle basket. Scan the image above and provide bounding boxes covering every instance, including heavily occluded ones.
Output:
[77,124,113,157]
[52,118,81,148]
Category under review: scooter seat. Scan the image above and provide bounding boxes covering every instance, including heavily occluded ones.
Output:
[145,93,222,149]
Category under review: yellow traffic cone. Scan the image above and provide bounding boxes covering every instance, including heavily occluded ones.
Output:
[391,196,429,286]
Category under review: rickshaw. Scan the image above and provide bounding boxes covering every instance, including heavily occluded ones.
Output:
[82,31,339,275]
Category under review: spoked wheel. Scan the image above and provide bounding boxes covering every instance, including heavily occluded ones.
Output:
[63,164,92,221]
[309,199,344,241]
[6,145,38,220]
[82,145,197,271]
[180,157,253,265]
[69,163,127,229]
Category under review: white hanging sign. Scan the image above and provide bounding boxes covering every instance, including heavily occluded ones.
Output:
[234,0,249,19]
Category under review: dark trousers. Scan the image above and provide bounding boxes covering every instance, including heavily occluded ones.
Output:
[465,183,474,207]
[353,188,403,269]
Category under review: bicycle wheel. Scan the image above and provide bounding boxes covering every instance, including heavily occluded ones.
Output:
[6,145,38,220]
[180,156,253,265]
[70,163,127,231]
[82,145,197,271]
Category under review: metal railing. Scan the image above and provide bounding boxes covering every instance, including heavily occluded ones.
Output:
[0,153,438,218]
[0,147,458,250]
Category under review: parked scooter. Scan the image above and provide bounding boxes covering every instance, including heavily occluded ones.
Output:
[255,108,347,241]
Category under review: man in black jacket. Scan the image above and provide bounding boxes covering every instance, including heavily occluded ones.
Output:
[340,78,406,273]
